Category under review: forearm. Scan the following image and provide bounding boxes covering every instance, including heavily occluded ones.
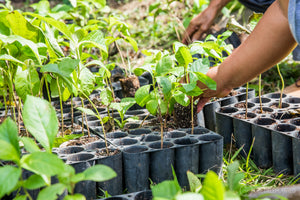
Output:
[208,0,297,97]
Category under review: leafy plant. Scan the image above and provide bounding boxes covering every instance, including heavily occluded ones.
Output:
[0,95,116,200]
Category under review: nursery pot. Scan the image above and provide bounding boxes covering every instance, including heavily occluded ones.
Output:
[96,148,123,196]
[203,101,221,131]
[174,137,200,189]
[198,134,223,175]
[216,106,239,145]
[67,153,96,200]
[148,141,175,184]
[233,112,257,158]
[123,145,150,193]
[252,118,276,168]
[271,124,296,175]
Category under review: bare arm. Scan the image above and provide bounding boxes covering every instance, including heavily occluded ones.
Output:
[182,0,231,44]
[197,0,297,111]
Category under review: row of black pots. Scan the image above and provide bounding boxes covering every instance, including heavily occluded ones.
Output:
[215,93,300,176]
[200,87,255,131]
[50,126,223,199]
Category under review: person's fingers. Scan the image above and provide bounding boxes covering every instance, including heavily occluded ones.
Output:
[197,97,210,113]
[182,26,197,44]
[191,28,204,42]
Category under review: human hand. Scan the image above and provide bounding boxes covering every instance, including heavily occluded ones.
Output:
[182,7,218,45]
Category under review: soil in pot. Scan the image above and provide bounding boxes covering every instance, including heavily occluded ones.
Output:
[96,148,120,157]
[234,102,255,109]
[119,75,140,97]
[173,103,197,128]
[59,134,100,148]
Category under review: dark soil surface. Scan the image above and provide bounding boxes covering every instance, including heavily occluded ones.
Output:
[173,103,198,128]
[119,75,140,97]
[96,148,120,157]
[60,135,100,148]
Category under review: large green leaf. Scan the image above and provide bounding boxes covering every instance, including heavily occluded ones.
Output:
[37,183,66,200]
[200,171,224,200]
[81,165,116,182]
[0,166,22,199]
[157,77,172,96]
[30,0,50,16]
[194,72,217,90]
[151,180,181,200]
[175,46,193,67]
[21,152,67,177]
[79,67,95,97]
[25,12,73,40]
[187,171,201,193]
[64,194,86,200]
[79,30,107,59]
[0,140,20,163]
[0,118,20,156]
[125,36,138,52]
[22,95,58,152]
[15,66,41,101]
[0,54,25,65]
[146,99,158,115]
[100,88,113,106]
[19,137,40,153]
[156,55,173,76]
[43,23,64,57]
[135,85,151,107]
[6,11,39,43]
[190,59,210,74]
[23,174,46,190]
[58,58,79,77]
[174,91,190,107]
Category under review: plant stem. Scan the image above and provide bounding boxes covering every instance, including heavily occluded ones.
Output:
[56,77,64,136]
[81,91,109,155]
[3,88,7,117]
[191,96,194,135]
[115,41,128,77]
[81,97,90,137]
[44,74,51,102]
[277,64,284,108]
[71,94,74,130]
[259,74,263,113]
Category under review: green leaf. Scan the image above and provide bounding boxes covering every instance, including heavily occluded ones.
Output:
[6,11,40,43]
[175,46,193,66]
[187,171,201,193]
[157,77,172,96]
[0,140,20,163]
[81,165,116,182]
[79,67,95,97]
[200,171,224,200]
[156,56,173,76]
[20,137,40,153]
[64,194,86,200]
[25,12,73,40]
[194,72,217,90]
[135,85,151,107]
[37,183,66,200]
[151,180,181,200]
[0,54,25,65]
[15,66,41,101]
[23,174,46,190]
[0,166,22,198]
[173,41,186,52]
[176,193,204,200]
[22,95,58,152]
[125,36,138,52]
[174,91,190,107]
[21,152,67,177]
[77,107,97,117]
[0,118,20,156]
[79,30,108,59]
[100,88,113,106]
[146,99,158,115]
[190,59,210,74]
[58,58,79,77]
